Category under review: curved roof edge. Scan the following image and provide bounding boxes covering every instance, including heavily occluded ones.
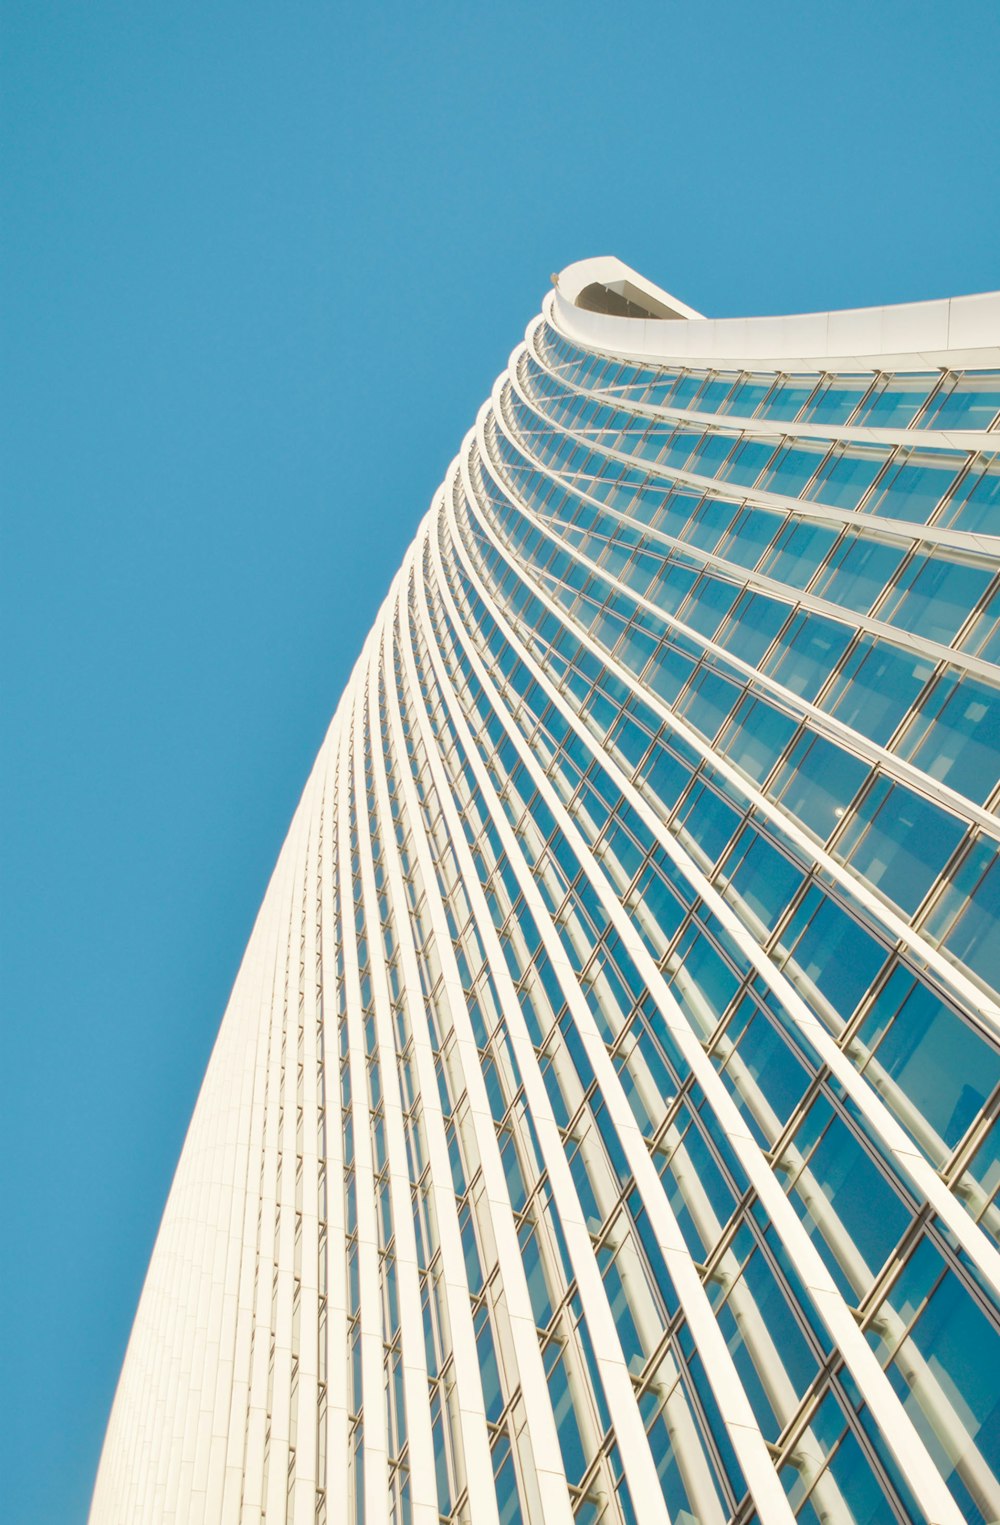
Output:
[550,256,1000,371]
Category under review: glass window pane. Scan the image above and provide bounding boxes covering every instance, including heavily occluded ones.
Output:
[782,1094,910,1299]
[926,839,1000,995]
[942,457,1000,533]
[836,777,965,915]
[764,611,853,701]
[852,965,1000,1160]
[813,533,904,614]
[800,375,872,425]
[897,669,1000,803]
[759,441,828,498]
[805,443,886,509]
[881,1257,1000,1523]
[880,553,992,647]
[718,437,780,487]
[761,519,839,590]
[922,370,1000,431]
[820,636,932,746]
[772,732,869,840]
[866,448,966,524]
[857,374,936,428]
[717,694,799,784]
[780,887,887,1032]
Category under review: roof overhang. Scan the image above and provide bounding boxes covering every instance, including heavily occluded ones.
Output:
[550,256,1000,371]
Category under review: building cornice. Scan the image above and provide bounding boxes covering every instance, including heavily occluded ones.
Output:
[551,255,1000,372]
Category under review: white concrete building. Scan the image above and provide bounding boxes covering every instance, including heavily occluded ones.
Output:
[91,260,1000,1525]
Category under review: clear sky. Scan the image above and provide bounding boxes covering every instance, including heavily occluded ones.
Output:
[2,2,998,1518]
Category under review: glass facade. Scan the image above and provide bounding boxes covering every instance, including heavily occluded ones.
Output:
[92,262,1000,1525]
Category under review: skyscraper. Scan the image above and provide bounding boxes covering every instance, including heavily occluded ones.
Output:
[91,258,1000,1525]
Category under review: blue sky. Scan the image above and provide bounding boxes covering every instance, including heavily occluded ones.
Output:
[3,3,998,1518]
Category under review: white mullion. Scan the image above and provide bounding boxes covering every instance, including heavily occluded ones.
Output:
[487,384,1000,842]
[455,450,1000,1295]
[417,492,796,1525]
[468,417,1000,1033]
[438,480,971,1524]
[193,933,265,1524]
[353,667,439,1523]
[524,317,1000,492]
[213,840,303,1525]
[220,905,289,1524]
[408,539,673,1524]
[287,797,323,1522]
[187,835,303,1525]
[266,814,314,1525]
[243,848,301,1522]
[234,904,288,1523]
[369,608,501,1525]
[314,725,351,1521]
[491,376,1000,690]
[394,550,576,1525]
[335,703,392,1525]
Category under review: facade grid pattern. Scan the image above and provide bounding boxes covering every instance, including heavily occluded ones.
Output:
[91,261,1000,1525]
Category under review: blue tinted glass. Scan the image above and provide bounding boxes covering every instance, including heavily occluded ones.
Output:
[882,553,992,647]
[944,457,1000,533]
[801,376,871,425]
[519,1225,553,1326]
[815,534,903,614]
[692,375,738,414]
[667,375,704,409]
[783,887,887,1029]
[786,1094,910,1297]
[837,778,965,914]
[933,841,1000,994]
[689,431,737,476]
[678,496,739,551]
[763,519,839,590]
[670,922,740,1031]
[759,442,827,497]
[806,444,886,509]
[492,1435,523,1525]
[676,665,743,740]
[821,636,931,746]
[718,996,813,1135]
[675,778,742,863]
[718,694,798,783]
[755,381,815,421]
[899,670,1000,803]
[718,507,784,569]
[722,826,804,928]
[657,1111,736,1253]
[855,965,1000,1155]
[816,1422,901,1525]
[644,1392,724,1521]
[885,1263,1000,1521]
[962,1122,1000,1241]
[475,1308,505,1422]
[764,611,853,700]
[723,377,771,415]
[598,1249,646,1372]
[719,437,779,486]
[773,732,868,839]
[716,1245,816,1439]
[678,576,740,638]
[543,1342,588,1486]
[858,375,935,427]
[716,589,791,664]
[922,371,1000,430]
[867,450,965,524]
